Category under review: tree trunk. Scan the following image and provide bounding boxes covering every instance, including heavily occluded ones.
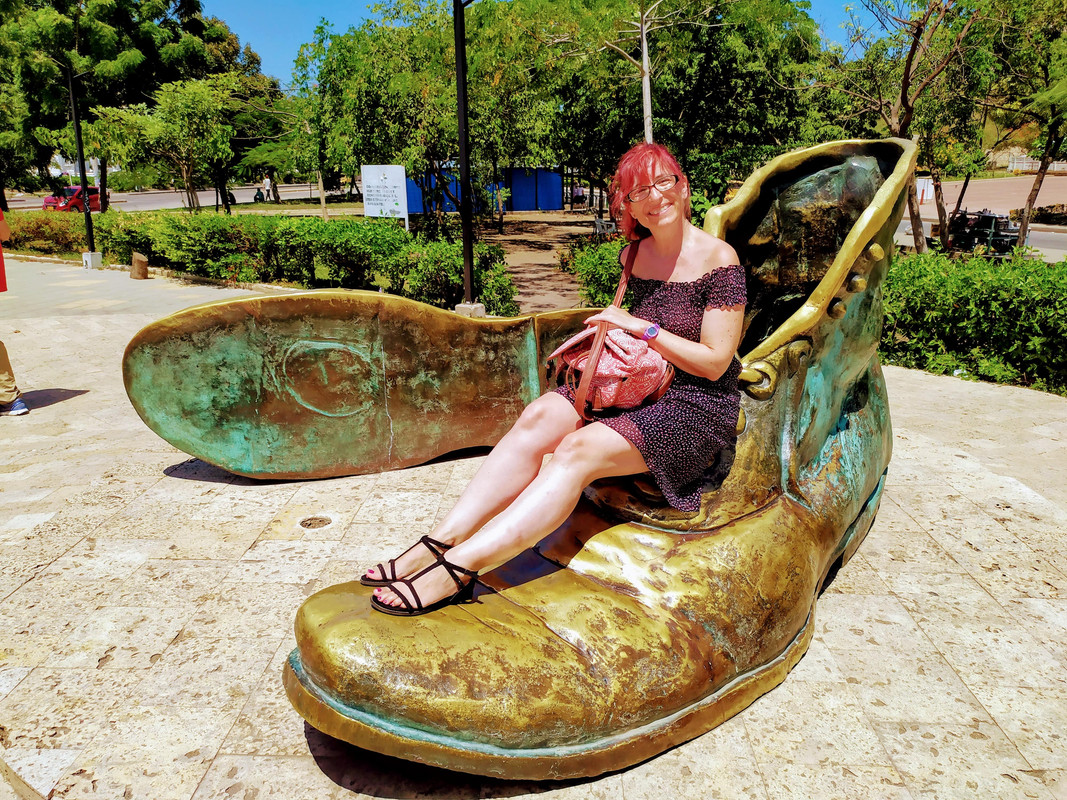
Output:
[906,179,926,252]
[949,174,971,227]
[316,170,329,221]
[494,158,504,234]
[182,166,200,212]
[99,156,110,212]
[932,169,949,250]
[218,171,231,215]
[270,169,281,203]
[1017,134,1064,247]
[639,0,653,144]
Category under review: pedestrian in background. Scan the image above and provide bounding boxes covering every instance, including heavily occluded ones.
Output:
[0,209,29,417]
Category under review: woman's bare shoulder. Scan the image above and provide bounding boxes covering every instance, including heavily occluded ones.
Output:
[689,227,739,274]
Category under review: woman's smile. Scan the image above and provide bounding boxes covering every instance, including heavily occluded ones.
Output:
[640,195,679,224]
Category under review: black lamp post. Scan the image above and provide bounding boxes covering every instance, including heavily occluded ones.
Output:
[453,0,476,305]
[67,64,96,254]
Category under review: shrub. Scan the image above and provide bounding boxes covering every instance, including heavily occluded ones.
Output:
[558,235,627,307]
[94,212,160,266]
[4,211,86,254]
[474,246,520,318]
[145,213,263,282]
[319,218,410,287]
[10,207,519,314]
[389,239,518,316]
[264,217,323,285]
[882,250,1067,395]
[690,190,714,228]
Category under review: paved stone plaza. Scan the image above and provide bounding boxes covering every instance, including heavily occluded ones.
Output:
[1,257,1065,799]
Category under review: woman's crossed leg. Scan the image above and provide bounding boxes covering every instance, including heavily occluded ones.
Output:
[372,396,648,611]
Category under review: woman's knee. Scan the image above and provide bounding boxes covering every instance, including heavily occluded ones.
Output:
[511,394,578,438]
[550,425,646,482]
[549,428,607,477]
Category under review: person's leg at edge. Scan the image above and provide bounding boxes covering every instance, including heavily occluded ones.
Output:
[374,420,648,610]
[364,392,583,583]
[0,340,22,406]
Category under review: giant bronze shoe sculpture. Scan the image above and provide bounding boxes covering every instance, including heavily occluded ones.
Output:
[281,138,917,779]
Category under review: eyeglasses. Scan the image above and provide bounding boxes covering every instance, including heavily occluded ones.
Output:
[625,174,680,203]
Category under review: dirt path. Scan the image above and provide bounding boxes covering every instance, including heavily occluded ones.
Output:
[479,211,596,313]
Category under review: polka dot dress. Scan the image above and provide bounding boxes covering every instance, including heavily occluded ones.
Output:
[556,263,747,512]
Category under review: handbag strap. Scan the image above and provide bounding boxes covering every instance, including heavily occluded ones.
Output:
[573,238,641,419]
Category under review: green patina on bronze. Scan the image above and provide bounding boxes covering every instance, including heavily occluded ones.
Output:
[124,294,588,479]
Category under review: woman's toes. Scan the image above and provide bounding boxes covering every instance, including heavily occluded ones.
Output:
[374,587,399,607]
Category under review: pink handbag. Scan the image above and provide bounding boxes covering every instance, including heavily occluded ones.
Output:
[547,239,673,419]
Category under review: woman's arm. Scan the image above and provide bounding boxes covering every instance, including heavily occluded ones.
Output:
[585,302,744,381]
[0,211,10,243]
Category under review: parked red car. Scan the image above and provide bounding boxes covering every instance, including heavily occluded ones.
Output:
[42,186,102,212]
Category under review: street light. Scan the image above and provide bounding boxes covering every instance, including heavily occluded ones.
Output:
[453,0,476,306]
[66,64,96,254]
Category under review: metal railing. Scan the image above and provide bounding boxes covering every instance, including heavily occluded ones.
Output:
[1008,155,1067,174]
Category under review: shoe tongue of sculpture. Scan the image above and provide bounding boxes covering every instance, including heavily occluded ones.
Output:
[742,155,885,349]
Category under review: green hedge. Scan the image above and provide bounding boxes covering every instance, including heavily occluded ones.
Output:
[5,210,518,316]
[5,211,86,254]
[882,251,1067,395]
[563,238,1067,396]
[386,239,517,315]
[557,234,626,307]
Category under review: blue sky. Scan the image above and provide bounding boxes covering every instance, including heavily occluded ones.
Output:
[205,0,862,86]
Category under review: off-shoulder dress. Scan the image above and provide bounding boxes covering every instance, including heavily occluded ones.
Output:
[556,262,747,512]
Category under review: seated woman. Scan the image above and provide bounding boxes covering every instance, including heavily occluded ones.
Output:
[366,142,747,616]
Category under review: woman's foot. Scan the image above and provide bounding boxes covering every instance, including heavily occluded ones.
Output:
[371,555,477,616]
[361,535,453,587]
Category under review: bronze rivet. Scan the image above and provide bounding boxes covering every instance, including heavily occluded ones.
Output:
[846,273,868,293]
[827,299,846,319]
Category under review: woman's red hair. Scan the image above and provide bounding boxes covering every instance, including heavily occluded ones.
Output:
[610,142,690,240]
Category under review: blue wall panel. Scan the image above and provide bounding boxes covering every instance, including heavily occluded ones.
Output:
[402,169,563,213]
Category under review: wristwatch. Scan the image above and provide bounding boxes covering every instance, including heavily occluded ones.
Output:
[640,323,661,342]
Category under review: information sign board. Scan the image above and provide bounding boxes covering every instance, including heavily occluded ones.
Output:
[361,165,409,230]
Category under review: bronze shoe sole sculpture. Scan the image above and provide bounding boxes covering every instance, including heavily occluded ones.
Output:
[123,293,589,480]
[282,138,918,779]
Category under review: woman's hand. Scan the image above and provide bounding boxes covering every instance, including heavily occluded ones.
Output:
[584,306,646,337]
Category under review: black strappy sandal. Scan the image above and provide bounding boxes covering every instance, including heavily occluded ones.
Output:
[360,535,453,587]
[370,554,478,617]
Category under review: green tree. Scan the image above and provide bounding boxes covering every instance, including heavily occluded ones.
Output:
[818,0,993,252]
[0,0,265,208]
[0,62,48,209]
[911,42,996,248]
[96,77,235,211]
[986,0,1067,245]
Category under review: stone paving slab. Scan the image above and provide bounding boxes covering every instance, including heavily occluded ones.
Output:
[1,257,1065,799]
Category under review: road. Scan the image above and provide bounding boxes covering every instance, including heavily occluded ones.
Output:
[5,183,330,213]
[894,220,1067,262]
[114,183,329,211]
